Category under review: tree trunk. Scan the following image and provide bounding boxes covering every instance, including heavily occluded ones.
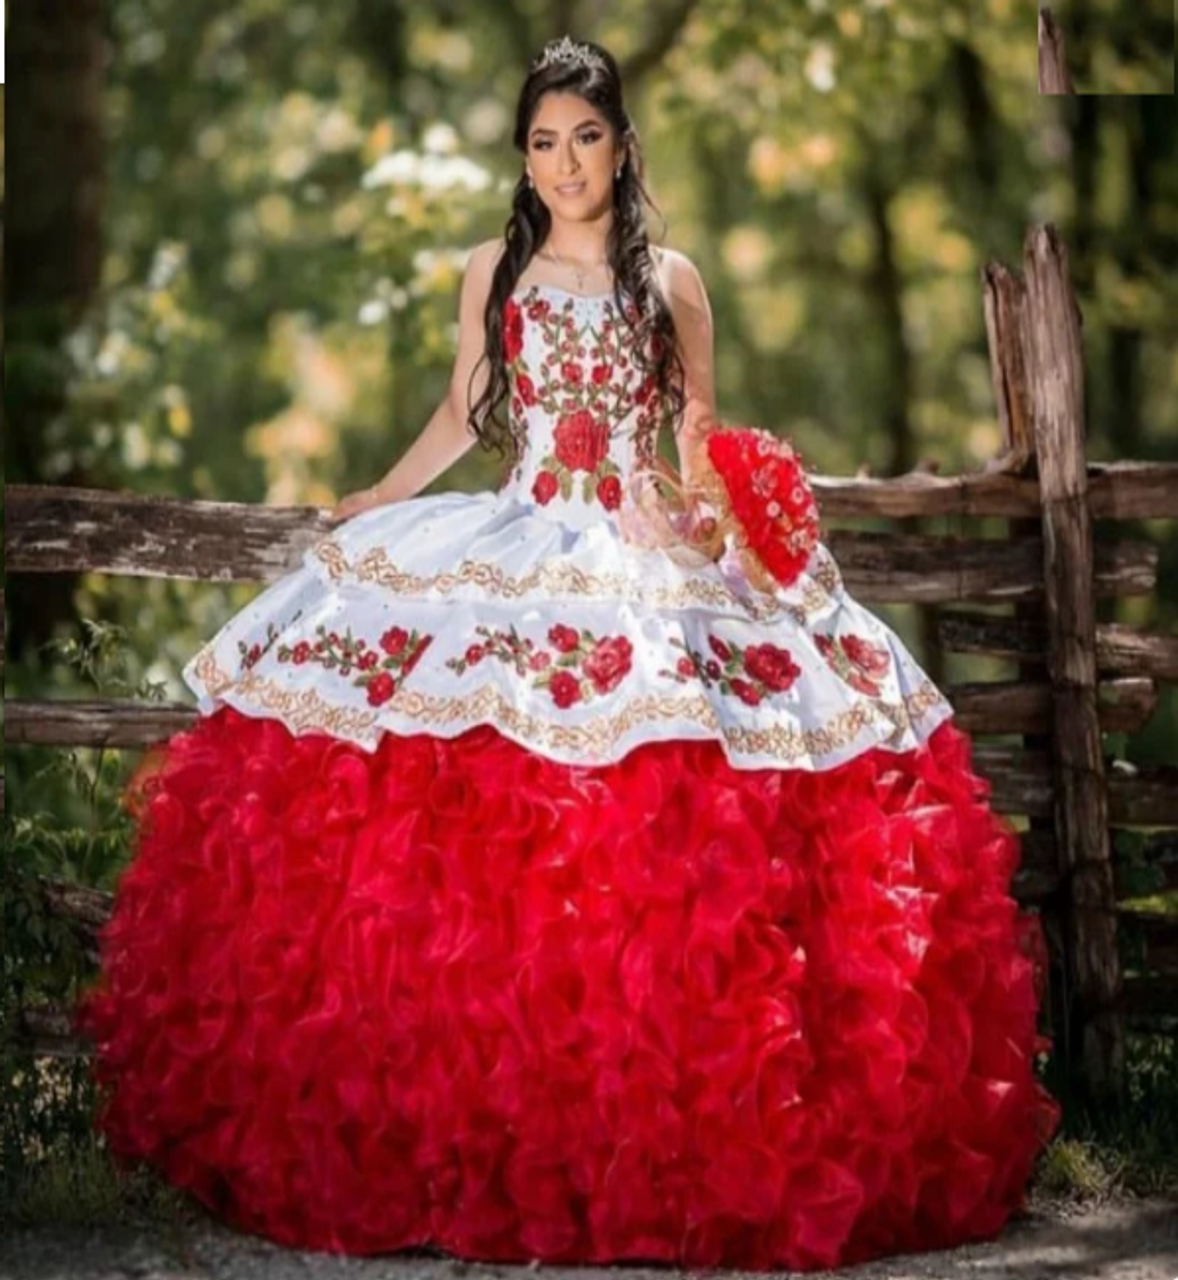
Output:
[5,0,109,663]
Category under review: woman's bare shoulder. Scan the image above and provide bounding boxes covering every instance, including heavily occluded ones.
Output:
[652,245,709,312]
[466,237,509,280]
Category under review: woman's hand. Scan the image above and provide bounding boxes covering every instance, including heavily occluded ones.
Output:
[324,486,382,527]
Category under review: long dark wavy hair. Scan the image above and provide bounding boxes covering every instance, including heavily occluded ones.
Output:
[466,37,686,464]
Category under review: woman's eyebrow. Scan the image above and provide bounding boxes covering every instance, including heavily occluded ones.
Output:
[529,119,602,138]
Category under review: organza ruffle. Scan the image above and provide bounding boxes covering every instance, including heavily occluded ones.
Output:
[75,707,1060,1270]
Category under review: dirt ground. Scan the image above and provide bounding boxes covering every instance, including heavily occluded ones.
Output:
[1,1194,1176,1280]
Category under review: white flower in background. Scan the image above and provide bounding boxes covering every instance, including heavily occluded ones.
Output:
[362,149,493,194]
[805,43,837,93]
[422,122,459,154]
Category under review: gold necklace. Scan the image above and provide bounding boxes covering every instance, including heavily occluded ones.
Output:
[539,246,610,293]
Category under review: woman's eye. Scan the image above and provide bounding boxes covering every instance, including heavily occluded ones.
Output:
[533,133,601,150]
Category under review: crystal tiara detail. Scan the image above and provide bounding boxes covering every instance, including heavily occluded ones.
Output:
[532,36,608,75]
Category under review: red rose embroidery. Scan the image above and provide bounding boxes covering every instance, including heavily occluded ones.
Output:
[814,629,890,698]
[533,471,559,505]
[274,617,431,706]
[381,626,409,656]
[582,636,633,695]
[561,361,583,385]
[840,634,889,677]
[503,299,524,363]
[548,624,580,653]
[596,475,622,511]
[366,672,397,706]
[517,373,537,406]
[591,363,611,385]
[743,643,802,693]
[447,621,633,708]
[730,677,762,707]
[553,409,609,472]
[549,670,583,709]
[660,633,802,706]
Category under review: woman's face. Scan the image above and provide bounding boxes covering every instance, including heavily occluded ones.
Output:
[525,91,621,224]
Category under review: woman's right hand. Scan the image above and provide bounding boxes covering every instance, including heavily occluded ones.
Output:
[324,486,382,527]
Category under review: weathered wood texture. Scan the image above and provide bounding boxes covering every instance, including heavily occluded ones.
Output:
[1039,6,1076,94]
[1025,223,1123,1100]
[3,485,1161,603]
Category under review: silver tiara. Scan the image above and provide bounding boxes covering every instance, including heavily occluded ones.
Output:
[532,36,607,75]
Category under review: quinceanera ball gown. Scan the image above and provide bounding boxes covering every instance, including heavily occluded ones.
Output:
[74,281,1061,1271]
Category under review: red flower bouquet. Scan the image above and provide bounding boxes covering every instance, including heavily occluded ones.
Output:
[694,424,822,591]
[618,423,822,592]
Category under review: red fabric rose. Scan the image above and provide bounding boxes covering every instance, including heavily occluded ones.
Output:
[532,471,559,505]
[548,624,580,654]
[381,627,409,656]
[582,636,633,696]
[553,410,609,472]
[591,363,611,385]
[548,670,582,708]
[503,299,524,363]
[744,643,802,693]
[596,475,622,511]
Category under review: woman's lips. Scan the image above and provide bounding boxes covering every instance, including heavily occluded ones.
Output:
[555,182,586,195]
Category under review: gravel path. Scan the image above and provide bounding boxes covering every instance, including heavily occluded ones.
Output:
[2,1195,1176,1280]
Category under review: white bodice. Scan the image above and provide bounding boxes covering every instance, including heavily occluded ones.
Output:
[496,283,662,532]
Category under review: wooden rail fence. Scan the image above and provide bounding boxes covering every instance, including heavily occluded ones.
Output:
[4,224,1177,1103]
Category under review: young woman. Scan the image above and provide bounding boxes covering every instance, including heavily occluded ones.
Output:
[76,35,1060,1272]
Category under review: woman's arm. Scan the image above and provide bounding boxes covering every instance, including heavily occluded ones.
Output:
[660,248,717,492]
[327,240,502,522]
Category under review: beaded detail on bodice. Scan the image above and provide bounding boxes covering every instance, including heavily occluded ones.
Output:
[497,283,667,531]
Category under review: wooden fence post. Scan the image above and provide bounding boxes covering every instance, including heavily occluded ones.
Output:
[1024,224,1124,1104]
[1039,6,1076,94]
[982,259,1068,1076]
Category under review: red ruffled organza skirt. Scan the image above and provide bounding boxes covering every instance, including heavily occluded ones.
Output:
[74,706,1060,1271]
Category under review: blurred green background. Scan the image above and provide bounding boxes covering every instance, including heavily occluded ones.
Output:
[5,0,1177,800]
